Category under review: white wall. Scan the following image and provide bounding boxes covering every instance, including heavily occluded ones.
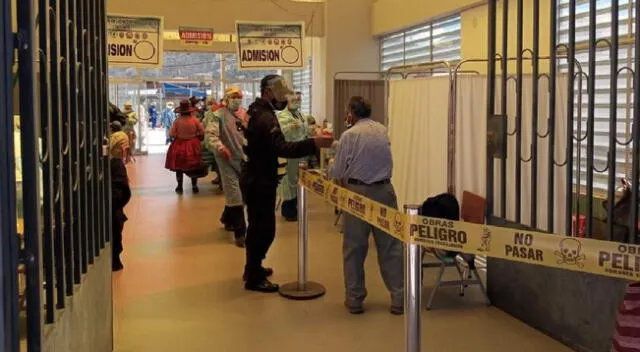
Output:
[317,0,379,125]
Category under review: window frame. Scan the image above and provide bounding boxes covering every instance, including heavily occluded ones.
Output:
[379,14,462,72]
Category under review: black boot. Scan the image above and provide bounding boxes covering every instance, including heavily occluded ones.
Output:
[230,206,246,247]
[175,172,184,194]
[112,255,124,272]
[220,207,235,231]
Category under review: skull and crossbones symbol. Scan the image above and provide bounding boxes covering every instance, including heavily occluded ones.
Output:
[555,238,586,268]
[393,213,404,235]
[478,227,491,252]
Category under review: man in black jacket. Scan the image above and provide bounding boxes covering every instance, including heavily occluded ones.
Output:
[241,74,334,292]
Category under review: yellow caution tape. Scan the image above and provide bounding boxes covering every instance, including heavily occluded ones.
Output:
[300,170,640,281]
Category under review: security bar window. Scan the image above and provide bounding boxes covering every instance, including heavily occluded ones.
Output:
[380,15,461,72]
[557,0,635,192]
[292,56,312,115]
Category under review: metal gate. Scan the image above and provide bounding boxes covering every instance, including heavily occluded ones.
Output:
[1,0,110,350]
[485,0,640,243]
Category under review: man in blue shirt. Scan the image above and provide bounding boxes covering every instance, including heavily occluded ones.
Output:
[329,96,404,315]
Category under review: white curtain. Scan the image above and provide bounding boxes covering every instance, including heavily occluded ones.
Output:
[388,77,451,207]
[388,74,569,234]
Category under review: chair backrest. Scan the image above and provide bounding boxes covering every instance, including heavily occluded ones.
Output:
[461,191,486,225]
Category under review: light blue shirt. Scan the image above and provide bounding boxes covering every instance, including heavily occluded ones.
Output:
[329,118,393,184]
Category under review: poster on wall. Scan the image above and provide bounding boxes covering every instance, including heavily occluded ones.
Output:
[235,21,305,70]
[179,27,214,47]
[107,14,163,68]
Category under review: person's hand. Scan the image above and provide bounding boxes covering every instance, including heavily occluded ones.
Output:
[313,133,334,149]
[219,146,232,161]
[291,121,301,130]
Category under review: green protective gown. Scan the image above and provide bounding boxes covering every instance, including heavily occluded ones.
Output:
[277,108,309,201]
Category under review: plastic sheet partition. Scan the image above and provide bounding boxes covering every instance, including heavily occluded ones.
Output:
[7,0,111,350]
[485,0,640,242]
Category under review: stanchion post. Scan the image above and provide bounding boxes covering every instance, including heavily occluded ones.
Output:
[279,162,326,300]
[297,162,308,290]
[404,204,422,352]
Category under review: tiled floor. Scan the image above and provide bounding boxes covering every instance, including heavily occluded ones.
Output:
[113,155,571,352]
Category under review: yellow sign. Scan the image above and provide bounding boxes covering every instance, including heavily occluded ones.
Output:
[300,170,640,281]
[107,15,164,68]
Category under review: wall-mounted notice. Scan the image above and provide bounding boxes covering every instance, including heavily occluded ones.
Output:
[107,15,163,68]
[236,21,305,70]
[179,27,214,47]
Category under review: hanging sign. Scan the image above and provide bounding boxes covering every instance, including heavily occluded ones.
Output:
[107,14,163,68]
[235,21,305,70]
[179,27,214,47]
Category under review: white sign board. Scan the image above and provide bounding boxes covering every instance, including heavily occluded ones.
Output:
[236,21,305,70]
[107,15,163,68]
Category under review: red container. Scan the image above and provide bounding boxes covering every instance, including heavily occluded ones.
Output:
[572,215,586,238]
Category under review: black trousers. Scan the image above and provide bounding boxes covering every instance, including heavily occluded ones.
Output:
[242,182,277,283]
[112,209,126,263]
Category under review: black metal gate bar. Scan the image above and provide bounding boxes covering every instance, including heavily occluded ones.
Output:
[548,0,558,233]
[99,0,112,245]
[530,0,540,228]
[515,0,524,223]
[69,0,86,276]
[500,0,509,219]
[88,0,101,254]
[37,0,56,324]
[0,0,20,349]
[585,0,597,236]
[486,0,497,217]
[77,0,91,268]
[631,0,640,244]
[565,0,577,237]
[49,0,67,310]
[17,0,45,347]
[606,0,620,241]
[59,0,77,293]
[96,0,109,248]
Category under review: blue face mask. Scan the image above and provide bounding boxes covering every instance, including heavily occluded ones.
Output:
[290,103,301,111]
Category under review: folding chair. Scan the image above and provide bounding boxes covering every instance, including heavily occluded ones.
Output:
[421,192,491,310]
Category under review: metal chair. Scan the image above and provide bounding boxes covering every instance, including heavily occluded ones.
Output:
[421,191,491,310]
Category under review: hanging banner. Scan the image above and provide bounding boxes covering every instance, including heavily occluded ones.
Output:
[179,26,214,47]
[107,14,163,68]
[235,21,305,70]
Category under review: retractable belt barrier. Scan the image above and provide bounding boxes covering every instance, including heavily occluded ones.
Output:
[299,169,640,282]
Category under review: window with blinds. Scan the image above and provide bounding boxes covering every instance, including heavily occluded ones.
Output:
[380,15,461,72]
[292,57,312,115]
[557,0,635,192]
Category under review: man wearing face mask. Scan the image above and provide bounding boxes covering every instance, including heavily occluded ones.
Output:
[329,96,404,315]
[276,91,308,221]
[204,87,247,247]
[241,74,334,292]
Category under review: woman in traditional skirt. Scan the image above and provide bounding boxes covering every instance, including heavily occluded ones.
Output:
[165,100,207,194]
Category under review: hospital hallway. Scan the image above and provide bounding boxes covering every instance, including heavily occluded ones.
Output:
[112,155,572,352]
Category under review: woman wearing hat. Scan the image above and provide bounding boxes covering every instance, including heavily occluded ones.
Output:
[165,100,207,194]
[204,86,247,247]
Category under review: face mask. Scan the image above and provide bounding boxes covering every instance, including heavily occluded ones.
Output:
[228,98,242,111]
[271,99,288,111]
[289,103,301,111]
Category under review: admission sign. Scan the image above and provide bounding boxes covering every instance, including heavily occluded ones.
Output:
[235,21,305,70]
[107,15,163,68]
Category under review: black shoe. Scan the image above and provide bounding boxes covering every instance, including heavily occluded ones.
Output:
[234,236,246,248]
[192,186,199,194]
[242,267,273,281]
[245,279,279,293]
[284,216,298,222]
[175,186,183,194]
[112,260,124,272]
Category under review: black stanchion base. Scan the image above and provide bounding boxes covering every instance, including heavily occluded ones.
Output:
[278,281,326,300]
